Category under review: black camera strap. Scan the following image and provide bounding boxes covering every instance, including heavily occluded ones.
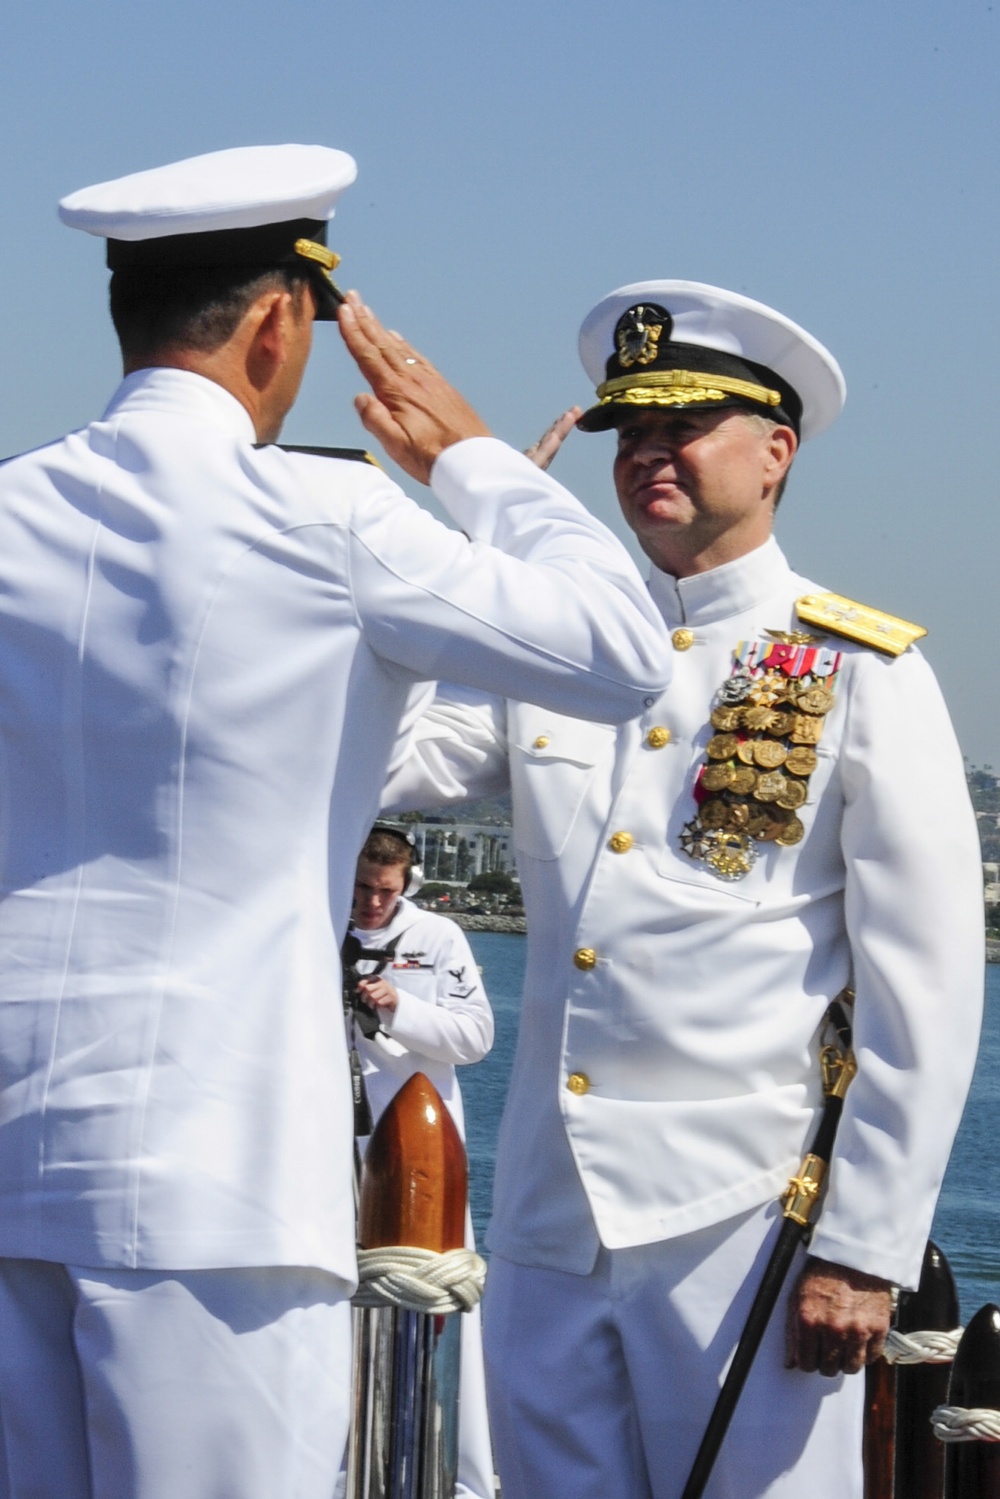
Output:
[342,930,403,1137]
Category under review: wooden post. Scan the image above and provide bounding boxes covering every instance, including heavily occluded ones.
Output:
[864,1355,896,1499]
[894,1241,959,1499]
[944,1304,1000,1499]
[347,1073,469,1499]
[358,1071,467,1255]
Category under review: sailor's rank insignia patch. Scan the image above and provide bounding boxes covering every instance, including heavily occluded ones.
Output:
[795,593,926,656]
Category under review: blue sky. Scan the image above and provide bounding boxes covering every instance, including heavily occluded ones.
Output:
[1,0,996,762]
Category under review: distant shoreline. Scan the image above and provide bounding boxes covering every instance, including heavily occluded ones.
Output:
[988,939,1000,966]
[444,912,526,935]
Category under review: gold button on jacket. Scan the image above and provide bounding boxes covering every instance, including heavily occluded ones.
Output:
[573,947,597,971]
[566,1072,590,1096]
[609,831,634,854]
[646,726,671,748]
[533,734,550,749]
[672,628,695,651]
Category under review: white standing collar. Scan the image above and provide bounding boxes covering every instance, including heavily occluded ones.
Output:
[646,536,793,628]
[101,367,257,443]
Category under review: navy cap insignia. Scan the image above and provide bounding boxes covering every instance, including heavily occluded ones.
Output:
[615,303,672,369]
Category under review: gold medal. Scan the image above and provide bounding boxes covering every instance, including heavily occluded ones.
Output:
[710,706,743,732]
[785,746,818,777]
[776,816,805,846]
[700,799,731,830]
[753,739,787,769]
[730,765,758,794]
[753,805,794,840]
[741,704,777,731]
[767,710,795,737]
[727,801,750,828]
[776,779,808,810]
[753,771,787,803]
[795,685,835,716]
[701,762,736,792]
[707,733,740,761]
[736,740,757,765]
[789,714,824,745]
[747,811,781,841]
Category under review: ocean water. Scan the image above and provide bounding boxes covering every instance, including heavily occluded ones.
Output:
[461,934,1000,1324]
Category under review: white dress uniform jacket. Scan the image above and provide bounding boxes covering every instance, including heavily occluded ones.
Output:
[385,536,984,1290]
[0,367,670,1285]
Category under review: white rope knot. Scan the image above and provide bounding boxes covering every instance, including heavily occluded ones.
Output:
[352,1246,486,1314]
[931,1404,1000,1443]
[883,1327,964,1365]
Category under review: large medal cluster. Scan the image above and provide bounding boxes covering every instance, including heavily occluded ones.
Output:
[680,647,841,881]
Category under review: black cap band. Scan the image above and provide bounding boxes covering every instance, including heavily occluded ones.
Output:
[106,217,329,269]
[106,218,343,320]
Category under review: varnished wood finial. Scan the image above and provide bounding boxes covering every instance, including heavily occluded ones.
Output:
[358,1072,467,1253]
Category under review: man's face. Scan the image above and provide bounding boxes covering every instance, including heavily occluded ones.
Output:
[352,857,408,930]
[612,407,796,578]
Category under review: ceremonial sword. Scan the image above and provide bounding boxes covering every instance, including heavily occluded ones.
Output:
[680,992,857,1499]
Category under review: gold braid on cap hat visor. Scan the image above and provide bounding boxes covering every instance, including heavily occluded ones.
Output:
[294,238,341,276]
[595,368,783,411]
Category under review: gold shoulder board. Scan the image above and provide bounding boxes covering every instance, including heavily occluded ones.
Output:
[273,443,381,467]
[795,593,926,657]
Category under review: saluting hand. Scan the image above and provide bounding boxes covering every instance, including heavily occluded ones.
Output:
[337,292,491,484]
[524,407,583,470]
[785,1255,893,1377]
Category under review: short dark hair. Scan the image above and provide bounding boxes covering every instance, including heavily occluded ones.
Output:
[359,826,417,872]
[109,263,312,362]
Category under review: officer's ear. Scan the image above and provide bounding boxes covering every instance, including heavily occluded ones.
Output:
[245,290,296,386]
[763,424,797,498]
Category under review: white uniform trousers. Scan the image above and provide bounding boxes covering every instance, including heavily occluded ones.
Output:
[482,1202,863,1499]
[454,1301,495,1499]
[0,1259,352,1499]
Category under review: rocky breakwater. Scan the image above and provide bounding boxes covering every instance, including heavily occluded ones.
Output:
[449,913,527,935]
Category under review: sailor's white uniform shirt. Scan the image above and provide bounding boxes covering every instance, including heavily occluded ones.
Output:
[347,897,496,1499]
[0,367,669,1285]
[384,536,984,1290]
[348,896,493,1135]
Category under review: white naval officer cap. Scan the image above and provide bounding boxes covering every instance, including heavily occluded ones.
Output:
[58,144,358,320]
[577,281,846,441]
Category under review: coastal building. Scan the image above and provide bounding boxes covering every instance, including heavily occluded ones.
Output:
[408,822,515,881]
